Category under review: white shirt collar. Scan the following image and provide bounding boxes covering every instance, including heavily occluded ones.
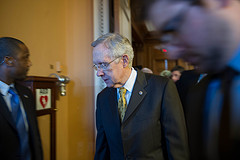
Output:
[229,44,240,72]
[122,67,137,93]
[0,81,15,96]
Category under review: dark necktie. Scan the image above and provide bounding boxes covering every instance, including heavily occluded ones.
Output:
[218,67,239,160]
[9,87,31,160]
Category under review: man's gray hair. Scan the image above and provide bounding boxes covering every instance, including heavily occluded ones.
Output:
[91,33,134,67]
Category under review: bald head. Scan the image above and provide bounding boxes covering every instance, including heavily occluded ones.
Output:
[0,37,26,61]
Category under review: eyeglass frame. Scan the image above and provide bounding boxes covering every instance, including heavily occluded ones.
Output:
[0,56,13,65]
[0,59,5,65]
[93,56,122,71]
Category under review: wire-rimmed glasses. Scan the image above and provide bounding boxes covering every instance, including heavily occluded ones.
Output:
[93,56,122,71]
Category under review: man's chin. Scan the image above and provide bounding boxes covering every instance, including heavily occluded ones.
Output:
[16,75,27,81]
[106,83,113,88]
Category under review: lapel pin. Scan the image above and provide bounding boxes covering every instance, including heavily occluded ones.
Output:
[23,95,29,98]
[138,91,143,95]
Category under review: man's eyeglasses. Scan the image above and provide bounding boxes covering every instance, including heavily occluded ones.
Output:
[0,56,11,65]
[93,56,122,71]
[0,59,5,65]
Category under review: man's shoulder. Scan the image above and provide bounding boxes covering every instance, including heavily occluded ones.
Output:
[135,72,172,92]
[181,70,200,79]
[143,72,169,84]
[98,87,114,97]
[15,82,33,95]
[15,82,30,89]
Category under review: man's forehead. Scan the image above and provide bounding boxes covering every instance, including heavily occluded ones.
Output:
[93,43,110,56]
[14,44,29,57]
[93,45,111,62]
[18,43,29,52]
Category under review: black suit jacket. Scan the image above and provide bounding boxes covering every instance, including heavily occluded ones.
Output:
[176,70,200,113]
[94,70,189,160]
[184,76,210,160]
[0,82,43,160]
[185,75,240,160]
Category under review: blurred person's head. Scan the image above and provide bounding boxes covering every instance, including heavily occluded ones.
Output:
[0,37,32,84]
[160,70,172,78]
[147,0,240,74]
[171,65,185,82]
[92,33,134,88]
[141,67,153,74]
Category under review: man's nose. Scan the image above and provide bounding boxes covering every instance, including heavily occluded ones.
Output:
[96,69,104,77]
[28,59,32,67]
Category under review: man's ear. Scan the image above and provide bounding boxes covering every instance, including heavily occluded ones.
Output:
[122,55,129,68]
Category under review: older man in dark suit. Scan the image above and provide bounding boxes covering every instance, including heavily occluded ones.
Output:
[92,33,189,160]
[0,37,43,160]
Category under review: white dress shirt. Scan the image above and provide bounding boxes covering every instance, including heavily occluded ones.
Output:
[0,81,29,130]
[117,67,137,105]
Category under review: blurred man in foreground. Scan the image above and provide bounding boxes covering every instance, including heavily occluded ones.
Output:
[147,0,240,159]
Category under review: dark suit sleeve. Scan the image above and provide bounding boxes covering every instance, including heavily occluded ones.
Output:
[161,80,190,160]
[94,95,110,160]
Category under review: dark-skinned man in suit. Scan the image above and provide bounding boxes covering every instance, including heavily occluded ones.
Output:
[0,37,43,160]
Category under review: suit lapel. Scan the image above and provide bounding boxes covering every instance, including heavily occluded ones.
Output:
[123,71,147,124]
[108,88,120,124]
[186,75,211,126]
[15,84,35,131]
[15,85,31,118]
[102,88,124,150]
[186,75,212,159]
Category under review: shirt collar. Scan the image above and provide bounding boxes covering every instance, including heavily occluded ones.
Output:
[228,45,240,73]
[0,81,15,96]
[122,67,137,93]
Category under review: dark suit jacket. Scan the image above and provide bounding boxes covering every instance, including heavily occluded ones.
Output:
[94,70,189,160]
[184,76,210,160]
[176,70,200,113]
[0,82,43,160]
[185,75,240,160]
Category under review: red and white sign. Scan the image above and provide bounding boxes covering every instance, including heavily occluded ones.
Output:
[36,89,51,110]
